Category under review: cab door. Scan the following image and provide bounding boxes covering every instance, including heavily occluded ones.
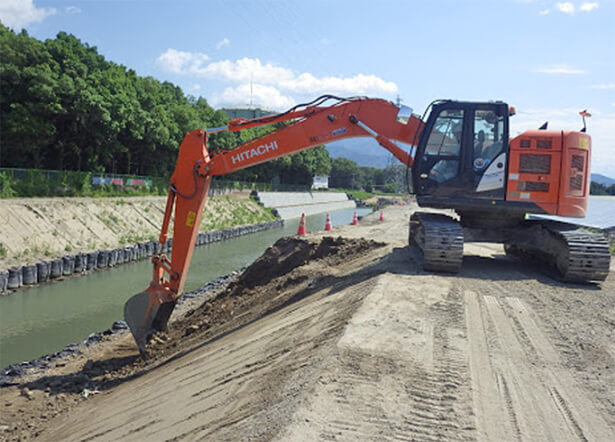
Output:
[415,105,471,197]
[470,106,508,199]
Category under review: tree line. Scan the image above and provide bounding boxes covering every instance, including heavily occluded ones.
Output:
[0,24,331,184]
[590,181,615,196]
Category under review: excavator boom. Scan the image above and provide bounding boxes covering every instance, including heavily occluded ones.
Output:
[124,96,424,352]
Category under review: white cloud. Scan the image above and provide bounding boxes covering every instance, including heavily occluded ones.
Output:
[556,2,575,14]
[590,83,615,89]
[216,38,230,50]
[211,84,296,110]
[0,0,56,30]
[156,51,398,98]
[535,65,586,74]
[280,72,398,95]
[156,49,210,75]
[539,9,550,15]
[199,58,294,83]
[65,6,81,14]
[580,2,599,12]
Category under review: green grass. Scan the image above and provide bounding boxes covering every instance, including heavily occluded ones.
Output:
[326,188,407,201]
[327,189,374,201]
[0,243,7,259]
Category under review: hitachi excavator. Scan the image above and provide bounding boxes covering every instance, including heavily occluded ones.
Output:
[124,95,611,352]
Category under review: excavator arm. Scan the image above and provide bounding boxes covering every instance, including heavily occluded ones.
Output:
[124,95,424,352]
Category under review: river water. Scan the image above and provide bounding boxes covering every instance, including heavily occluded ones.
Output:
[0,208,371,368]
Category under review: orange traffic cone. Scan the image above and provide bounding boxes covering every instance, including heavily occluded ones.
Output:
[324,213,333,231]
[379,210,384,221]
[351,211,359,225]
[297,213,307,235]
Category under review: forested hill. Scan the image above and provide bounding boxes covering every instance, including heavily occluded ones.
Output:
[0,24,331,183]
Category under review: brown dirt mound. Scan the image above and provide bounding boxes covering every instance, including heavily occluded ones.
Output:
[175,236,383,346]
[230,236,379,290]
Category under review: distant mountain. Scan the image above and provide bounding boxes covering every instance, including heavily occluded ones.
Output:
[591,173,615,186]
[325,138,409,169]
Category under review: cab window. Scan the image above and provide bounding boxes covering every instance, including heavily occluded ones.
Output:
[425,109,463,183]
[425,109,464,156]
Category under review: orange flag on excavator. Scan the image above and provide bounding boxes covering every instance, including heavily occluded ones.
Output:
[579,110,591,117]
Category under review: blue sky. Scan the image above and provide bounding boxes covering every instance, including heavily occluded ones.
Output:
[2,0,614,176]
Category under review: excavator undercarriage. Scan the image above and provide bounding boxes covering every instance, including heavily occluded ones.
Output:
[409,211,611,283]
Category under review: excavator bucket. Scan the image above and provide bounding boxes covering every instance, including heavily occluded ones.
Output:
[124,289,176,354]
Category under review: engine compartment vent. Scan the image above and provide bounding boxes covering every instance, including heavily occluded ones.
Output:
[571,154,585,171]
[536,139,552,149]
[569,174,583,191]
[519,154,551,174]
[518,181,549,192]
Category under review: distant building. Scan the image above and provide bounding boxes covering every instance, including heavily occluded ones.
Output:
[312,176,329,190]
[221,107,276,120]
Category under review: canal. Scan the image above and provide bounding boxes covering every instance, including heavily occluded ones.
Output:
[0,208,371,368]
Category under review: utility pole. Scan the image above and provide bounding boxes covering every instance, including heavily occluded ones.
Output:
[250,73,253,108]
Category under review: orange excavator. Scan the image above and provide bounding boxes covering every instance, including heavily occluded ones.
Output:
[124,95,610,352]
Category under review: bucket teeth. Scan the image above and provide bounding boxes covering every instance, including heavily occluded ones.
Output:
[124,291,176,354]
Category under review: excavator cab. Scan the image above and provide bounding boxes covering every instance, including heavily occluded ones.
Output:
[413,101,510,210]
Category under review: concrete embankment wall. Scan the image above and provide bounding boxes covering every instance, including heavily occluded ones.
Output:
[254,191,356,219]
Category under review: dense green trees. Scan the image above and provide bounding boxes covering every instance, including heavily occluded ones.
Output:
[0,24,332,185]
[0,25,223,176]
[590,181,615,195]
[328,158,403,192]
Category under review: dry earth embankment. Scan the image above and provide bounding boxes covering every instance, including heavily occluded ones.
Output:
[0,192,275,271]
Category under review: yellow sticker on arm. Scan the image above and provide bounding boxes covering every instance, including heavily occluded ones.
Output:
[186,211,196,227]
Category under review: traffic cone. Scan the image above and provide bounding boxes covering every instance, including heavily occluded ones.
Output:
[351,211,359,226]
[297,213,307,235]
[324,213,333,231]
[379,210,384,221]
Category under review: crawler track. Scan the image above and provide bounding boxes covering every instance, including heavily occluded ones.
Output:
[505,222,611,283]
[409,212,464,273]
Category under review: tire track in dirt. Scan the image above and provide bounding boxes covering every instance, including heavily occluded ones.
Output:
[464,284,613,441]
[278,274,476,441]
[503,296,612,440]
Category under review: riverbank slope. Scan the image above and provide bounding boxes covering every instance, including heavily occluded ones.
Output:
[0,192,275,270]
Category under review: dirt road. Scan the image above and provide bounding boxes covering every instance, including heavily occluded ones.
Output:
[2,204,614,441]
